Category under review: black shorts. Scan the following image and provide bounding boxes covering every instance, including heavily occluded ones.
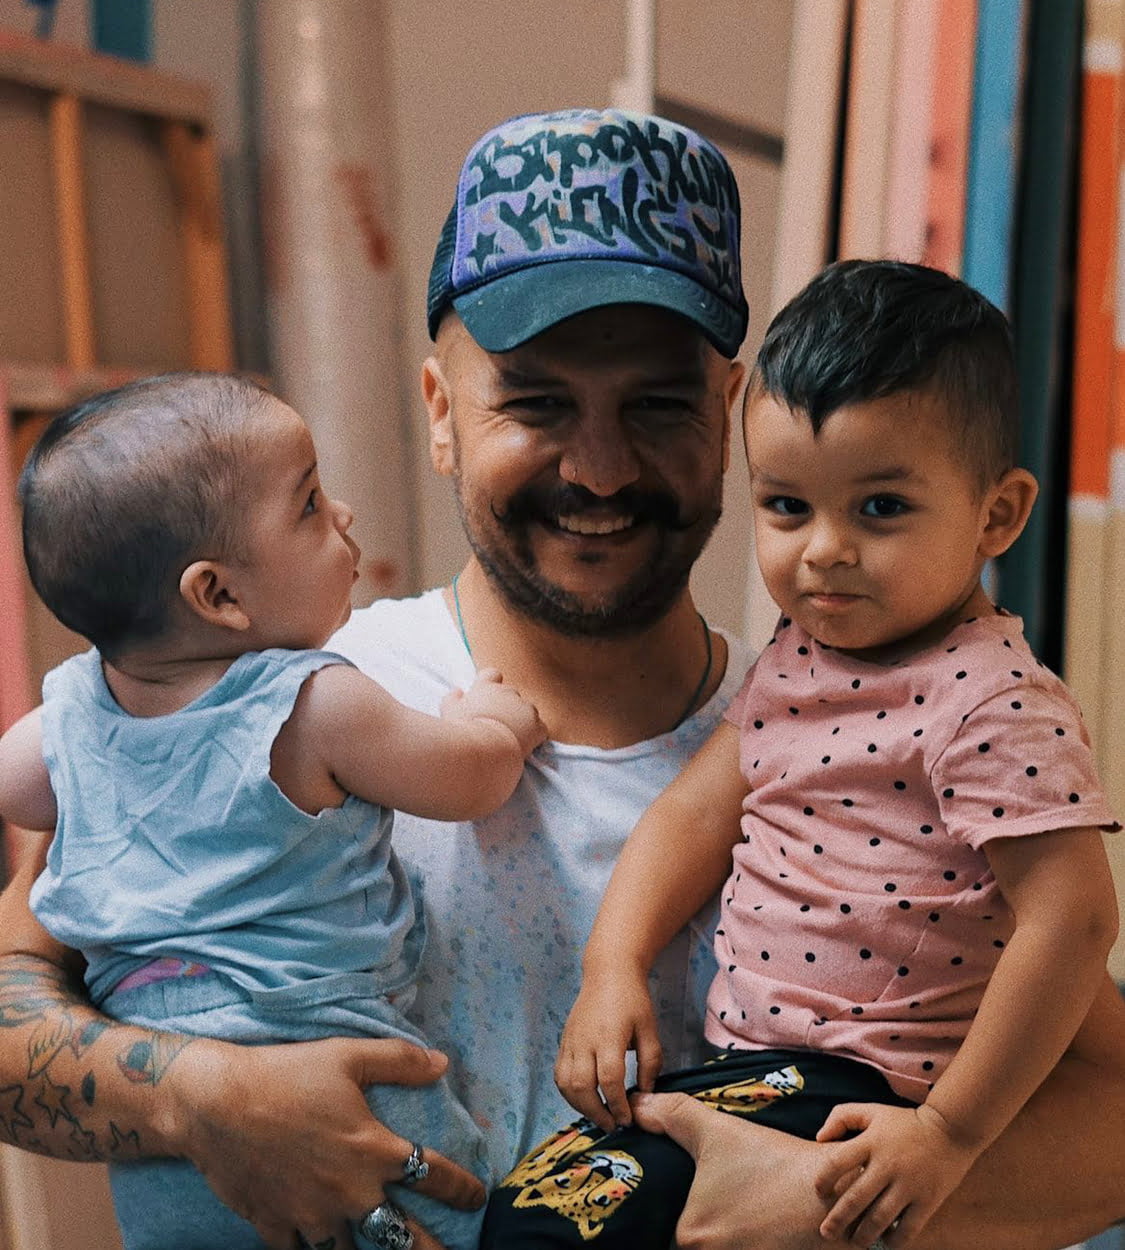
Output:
[481,1048,912,1249]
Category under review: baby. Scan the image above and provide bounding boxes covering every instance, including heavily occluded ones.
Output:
[483,261,1120,1250]
[0,372,546,1250]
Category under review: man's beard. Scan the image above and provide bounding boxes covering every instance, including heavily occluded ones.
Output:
[455,478,722,638]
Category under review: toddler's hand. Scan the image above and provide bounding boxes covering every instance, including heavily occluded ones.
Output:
[441,668,547,755]
[813,1101,979,1248]
[554,969,662,1133]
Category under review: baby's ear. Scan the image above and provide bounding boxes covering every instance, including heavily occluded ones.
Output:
[179,560,251,631]
[978,468,1039,559]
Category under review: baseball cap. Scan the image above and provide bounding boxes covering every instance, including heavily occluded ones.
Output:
[426,108,749,358]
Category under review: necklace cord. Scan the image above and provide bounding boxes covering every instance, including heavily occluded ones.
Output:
[451,574,712,730]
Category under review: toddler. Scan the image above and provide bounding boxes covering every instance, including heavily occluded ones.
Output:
[0,372,546,1250]
[482,261,1120,1249]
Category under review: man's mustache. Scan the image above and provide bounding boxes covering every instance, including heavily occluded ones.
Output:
[491,484,698,532]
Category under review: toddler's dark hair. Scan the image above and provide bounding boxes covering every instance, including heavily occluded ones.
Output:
[752,260,1019,485]
[20,372,273,659]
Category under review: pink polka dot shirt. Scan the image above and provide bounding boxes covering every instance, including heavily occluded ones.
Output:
[710,610,1119,1100]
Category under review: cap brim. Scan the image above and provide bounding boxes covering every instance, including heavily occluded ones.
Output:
[451,258,747,358]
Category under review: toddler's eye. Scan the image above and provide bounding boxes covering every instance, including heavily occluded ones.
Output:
[764,496,809,517]
[861,495,907,518]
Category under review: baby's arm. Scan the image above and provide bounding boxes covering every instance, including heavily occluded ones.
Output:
[0,708,57,831]
[815,826,1118,1247]
[555,720,747,1131]
[280,663,546,821]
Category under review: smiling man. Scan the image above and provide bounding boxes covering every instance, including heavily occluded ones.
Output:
[0,108,1123,1250]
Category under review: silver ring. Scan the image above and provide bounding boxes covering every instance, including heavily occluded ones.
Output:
[400,1142,430,1187]
[359,1201,414,1250]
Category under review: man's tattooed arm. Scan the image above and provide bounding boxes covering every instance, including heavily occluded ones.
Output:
[0,835,194,1163]
[0,952,194,1161]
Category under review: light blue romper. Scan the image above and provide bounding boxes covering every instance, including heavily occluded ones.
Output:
[30,648,488,1250]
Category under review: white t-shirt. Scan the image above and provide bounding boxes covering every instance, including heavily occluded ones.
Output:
[331,589,753,1177]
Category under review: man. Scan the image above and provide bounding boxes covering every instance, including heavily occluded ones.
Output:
[0,108,1122,1250]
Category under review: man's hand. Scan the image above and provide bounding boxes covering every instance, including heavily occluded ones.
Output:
[440,668,547,755]
[814,1102,978,1248]
[631,1091,836,1250]
[171,1036,485,1250]
[554,970,661,1131]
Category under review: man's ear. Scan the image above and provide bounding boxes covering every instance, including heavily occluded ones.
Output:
[721,359,746,473]
[422,354,455,477]
[978,467,1039,559]
[179,560,251,631]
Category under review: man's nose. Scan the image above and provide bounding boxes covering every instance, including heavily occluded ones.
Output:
[557,415,642,497]
[802,518,858,568]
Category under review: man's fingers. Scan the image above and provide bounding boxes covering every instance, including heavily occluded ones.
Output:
[343,1037,449,1088]
[390,1146,486,1211]
[629,1091,710,1156]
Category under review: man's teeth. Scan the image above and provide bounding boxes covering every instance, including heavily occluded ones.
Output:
[556,514,634,535]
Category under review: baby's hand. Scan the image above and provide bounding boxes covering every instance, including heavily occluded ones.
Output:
[554,968,662,1133]
[813,1102,979,1247]
[441,668,547,755]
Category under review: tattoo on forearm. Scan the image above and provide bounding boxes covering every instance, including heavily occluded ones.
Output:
[118,1034,193,1085]
[0,955,193,1159]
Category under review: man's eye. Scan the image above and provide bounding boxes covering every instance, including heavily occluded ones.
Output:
[304,489,319,516]
[860,495,908,518]
[763,496,808,517]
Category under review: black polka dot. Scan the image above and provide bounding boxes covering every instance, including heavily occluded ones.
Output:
[789,706,799,715]
[972,882,982,891]
[943,870,956,881]
[914,695,925,705]
[779,673,788,680]
[832,727,841,735]
[716,927,725,935]
[877,710,887,719]
[798,646,809,655]
[920,824,933,834]
[869,837,881,846]
[1011,701,1022,710]
[781,617,791,627]
[1069,793,1080,803]
[822,755,831,764]
[993,939,1005,948]
[909,1001,920,1009]
[1026,766,1037,777]
[894,780,906,790]
[760,951,770,960]
[955,670,967,679]
[779,846,787,857]
[1010,670,1023,678]
[842,798,854,807]
[803,805,814,816]
[993,807,1004,817]
[913,728,924,737]
[951,956,963,966]
[884,882,897,893]
[1055,727,1065,737]
[839,903,851,914]
[753,719,764,729]
[813,844,823,854]
[769,1005,781,1015]
[728,964,736,971]
[867,743,877,753]
[805,952,816,963]
[889,1034,901,1041]
[800,903,811,912]
[860,949,872,959]
[719,1010,727,1020]
[929,911,940,922]
[978,742,990,753]
[946,646,958,653]
[922,1060,934,1071]
[943,788,954,798]
[851,679,861,689]
[897,966,909,976]
[898,900,911,910]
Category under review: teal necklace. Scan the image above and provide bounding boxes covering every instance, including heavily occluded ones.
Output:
[451,573,713,731]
